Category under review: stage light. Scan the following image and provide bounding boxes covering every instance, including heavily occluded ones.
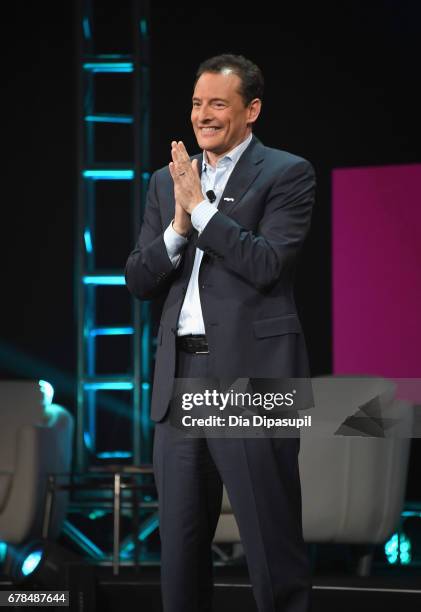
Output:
[90,326,134,336]
[7,540,81,587]
[83,62,133,73]
[83,381,133,391]
[385,533,398,564]
[83,275,125,286]
[82,17,91,40]
[39,379,54,405]
[384,532,412,565]
[85,114,133,124]
[84,229,93,253]
[96,451,132,459]
[139,19,148,35]
[82,169,134,180]
[21,549,43,576]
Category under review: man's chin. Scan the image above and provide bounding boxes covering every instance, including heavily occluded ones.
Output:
[197,140,224,153]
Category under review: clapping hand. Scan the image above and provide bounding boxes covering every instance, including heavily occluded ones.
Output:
[169,141,204,227]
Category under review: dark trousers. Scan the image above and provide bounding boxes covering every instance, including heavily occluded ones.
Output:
[153,350,312,612]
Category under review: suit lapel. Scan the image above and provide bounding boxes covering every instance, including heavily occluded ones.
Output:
[188,152,204,251]
[218,135,265,216]
[183,136,265,263]
[190,135,265,217]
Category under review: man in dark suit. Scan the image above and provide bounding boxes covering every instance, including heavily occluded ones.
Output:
[125,54,315,612]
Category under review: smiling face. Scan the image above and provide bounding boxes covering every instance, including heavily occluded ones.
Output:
[191,70,261,166]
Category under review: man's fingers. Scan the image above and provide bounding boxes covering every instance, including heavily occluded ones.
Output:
[171,142,183,167]
[170,141,193,183]
[177,141,190,160]
[172,142,186,161]
[172,146,187,170]
[192,158,199,174]
[171,144,180,164]
[168,161,177,180]
[171,140,190,164]
[169,160,186,184]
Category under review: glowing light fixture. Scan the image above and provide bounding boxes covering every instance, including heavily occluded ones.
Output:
[83,169,134,180]
[385,532,412,565]
[21,550,43,576]
[85,114,133,124]
[96,451,132,459]
[84,229,93,253]
[83,62,133,73]
[39,380,54,405]
[83,275,125,285]
[83,381,133,390]
[90,327,134,336]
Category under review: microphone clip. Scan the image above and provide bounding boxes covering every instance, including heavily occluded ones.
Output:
[206,189,216,203]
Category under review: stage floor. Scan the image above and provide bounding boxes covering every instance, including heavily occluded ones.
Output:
[1,562,420,611]
[96,564,421,612]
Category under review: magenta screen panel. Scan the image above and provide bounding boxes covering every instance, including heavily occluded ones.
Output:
[332,164,421,379]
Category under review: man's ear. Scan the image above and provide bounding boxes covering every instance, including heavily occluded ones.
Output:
[247,98,262,126]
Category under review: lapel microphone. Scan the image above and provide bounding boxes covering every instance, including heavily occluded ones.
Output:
[206,190,216,203]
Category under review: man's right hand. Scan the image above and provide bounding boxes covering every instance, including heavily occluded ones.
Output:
[173,200,192,237]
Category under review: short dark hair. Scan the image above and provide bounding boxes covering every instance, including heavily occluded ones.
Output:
[194,54,264,106]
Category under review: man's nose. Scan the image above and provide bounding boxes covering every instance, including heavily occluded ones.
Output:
[197,105,213,123]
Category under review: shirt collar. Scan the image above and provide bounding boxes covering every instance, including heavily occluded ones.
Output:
[202,132,253,172]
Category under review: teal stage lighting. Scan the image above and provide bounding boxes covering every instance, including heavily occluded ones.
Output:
[82,169,134,180]
[21,550,43,577]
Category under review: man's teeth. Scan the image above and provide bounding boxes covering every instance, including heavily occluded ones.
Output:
[201,127,219,133]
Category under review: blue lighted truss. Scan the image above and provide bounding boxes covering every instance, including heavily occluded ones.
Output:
[76,0,152,474]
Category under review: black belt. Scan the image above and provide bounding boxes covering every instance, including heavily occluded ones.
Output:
[177,334,209,354]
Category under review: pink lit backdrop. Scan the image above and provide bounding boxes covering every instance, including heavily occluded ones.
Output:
[332,164,421,402]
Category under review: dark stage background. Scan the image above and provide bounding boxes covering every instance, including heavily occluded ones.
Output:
[1,2,420,497]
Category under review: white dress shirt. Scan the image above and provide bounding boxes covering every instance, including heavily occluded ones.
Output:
[163,132,253,336]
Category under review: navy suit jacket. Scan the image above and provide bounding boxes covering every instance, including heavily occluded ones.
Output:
[125,135,316,422]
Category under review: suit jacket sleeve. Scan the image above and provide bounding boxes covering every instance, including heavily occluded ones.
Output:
[125,171,177,300]
[196,159,315,290]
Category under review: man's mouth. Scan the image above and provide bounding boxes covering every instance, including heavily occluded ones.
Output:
[199,127,221,134]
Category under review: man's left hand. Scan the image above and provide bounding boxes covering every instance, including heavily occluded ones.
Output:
[169,141,204,214]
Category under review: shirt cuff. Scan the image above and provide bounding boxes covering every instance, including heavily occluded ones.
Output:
[191,200,218,234]
[163,221,189,267]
